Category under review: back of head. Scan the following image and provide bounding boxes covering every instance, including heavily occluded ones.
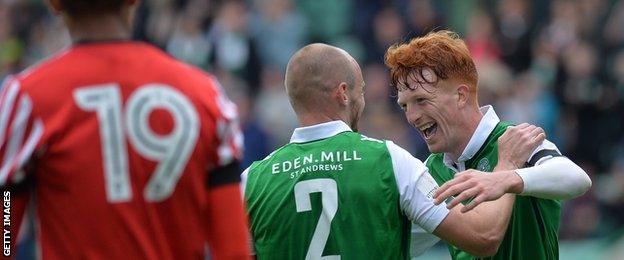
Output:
[384,30,478,92]
[285,43,356,115]
[59,0,125,17]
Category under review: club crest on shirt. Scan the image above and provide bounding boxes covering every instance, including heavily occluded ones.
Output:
[477,158,491,171]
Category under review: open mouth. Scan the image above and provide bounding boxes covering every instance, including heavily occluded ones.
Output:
[418,122,438,140]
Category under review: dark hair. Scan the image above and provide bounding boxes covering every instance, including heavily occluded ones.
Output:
[60,0,125,17]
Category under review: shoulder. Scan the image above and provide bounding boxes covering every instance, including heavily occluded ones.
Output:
[383,139,411,159]
[246,145,290,172]
[351,134,413,161]
[491,121,515,136]
[498,121,515,128]
[383,140,429,176]
[527,139,562,166]
[343,132,383,143]
[14,48,75,90]
[151,45,218,89]
[424,153,443,167]
[332,132,395,156]
[145,48,233,117]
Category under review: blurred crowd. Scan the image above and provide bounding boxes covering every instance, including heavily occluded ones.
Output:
[2,0,623,245]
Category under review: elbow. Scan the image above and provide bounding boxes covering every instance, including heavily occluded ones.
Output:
[566,166,593,199]
[577,172,592,195]
[467,232,504,257]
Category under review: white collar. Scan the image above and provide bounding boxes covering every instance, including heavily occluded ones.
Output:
[443,105,500,166]
[289,120,352,143]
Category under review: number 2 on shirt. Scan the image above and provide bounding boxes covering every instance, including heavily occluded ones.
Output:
[294,178,341,260]
[74,83,199,203]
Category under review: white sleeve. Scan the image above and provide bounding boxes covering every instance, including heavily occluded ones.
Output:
[516,139,591,199]
[241,167,250,197]
[386,141,450,232]
[525,139,561,165]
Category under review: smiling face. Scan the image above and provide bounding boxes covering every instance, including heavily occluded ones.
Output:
[396,69,465,154]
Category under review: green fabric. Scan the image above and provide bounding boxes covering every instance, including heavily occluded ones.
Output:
[245,132,410,259]
[426,122,561,260]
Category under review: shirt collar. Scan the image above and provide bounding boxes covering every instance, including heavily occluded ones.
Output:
[289,120,352,143]
[443,105,500,165]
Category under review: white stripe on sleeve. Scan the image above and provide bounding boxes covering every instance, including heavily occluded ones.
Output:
[0,94,44,185]
[3,95,32,164]
[0,80,19,147]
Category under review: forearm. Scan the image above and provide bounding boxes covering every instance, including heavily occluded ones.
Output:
[465,193,514,238]
[433,195,515,257]
[205,183,252,260]
[463,163,518,239]
[515,157,591,199]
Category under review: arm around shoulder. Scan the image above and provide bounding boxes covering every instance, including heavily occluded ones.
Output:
[516,156,592,199]
[432,164,520,256]
[432,196,513,257]
[517,138,591,199]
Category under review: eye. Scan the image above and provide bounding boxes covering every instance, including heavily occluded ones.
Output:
[399,103,407,111]
[416,98,426,104]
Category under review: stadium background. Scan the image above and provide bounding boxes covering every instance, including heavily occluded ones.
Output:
[1,0,623,259]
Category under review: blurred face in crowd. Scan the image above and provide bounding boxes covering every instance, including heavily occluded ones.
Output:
[396,69,466,155]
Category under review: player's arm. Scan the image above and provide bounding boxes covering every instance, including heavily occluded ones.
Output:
[431,166,516,257]
[203,77,251,260]
[388,141,509,257]
[417,147,538,256]
[513,140,591,199]
[386,141,449,256]
[432,123,587,212]
[205,161,251,260]
[0,77,42,259]
[0,77,44,188]
[391,126,544,256]
[395,159,514,257]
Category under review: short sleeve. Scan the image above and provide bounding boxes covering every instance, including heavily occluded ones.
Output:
[385,141,450,233]
[210,76,244,167]
[0,77,44,187]
[203,76,245,188]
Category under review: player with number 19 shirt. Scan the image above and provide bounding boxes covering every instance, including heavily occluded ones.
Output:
[0,41,248,259]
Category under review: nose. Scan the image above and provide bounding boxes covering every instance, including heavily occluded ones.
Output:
[405,105,423,125]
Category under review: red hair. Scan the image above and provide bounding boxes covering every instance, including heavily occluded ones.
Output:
[385,30,478,91]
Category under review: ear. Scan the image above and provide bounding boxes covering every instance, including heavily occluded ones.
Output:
[456,84,470,108]
[337,82,349,106]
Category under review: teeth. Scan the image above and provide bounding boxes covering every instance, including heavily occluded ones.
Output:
[419,122,434,131]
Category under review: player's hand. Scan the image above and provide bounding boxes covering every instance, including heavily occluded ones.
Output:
[497,123,546,170]
[433,169,521,212]
[433,123,545,212]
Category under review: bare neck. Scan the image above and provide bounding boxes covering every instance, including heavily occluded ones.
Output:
[297,111,348,128]
[64,13,132,43]
[447,107,483,162]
